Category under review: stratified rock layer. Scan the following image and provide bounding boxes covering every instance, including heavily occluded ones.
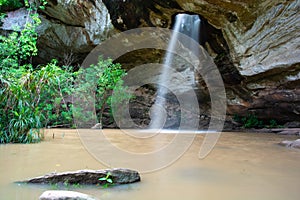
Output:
[102,0,300,123]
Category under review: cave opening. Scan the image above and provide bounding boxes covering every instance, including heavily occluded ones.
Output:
[169,12,244,86]
[108,12,245,129]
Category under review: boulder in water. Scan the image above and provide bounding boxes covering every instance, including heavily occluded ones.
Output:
[19,169,140,185]
[279,139,300,149]
[39,190,98,200]
[91,123,102,129]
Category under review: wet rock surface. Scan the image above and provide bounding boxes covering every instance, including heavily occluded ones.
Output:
[276,128,300,135]
[279,139,300,149]
[20,169,140,185]
[39,190,98,200]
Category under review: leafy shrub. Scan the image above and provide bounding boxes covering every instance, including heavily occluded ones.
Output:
[37,61,75,127]
[268,119,278,128]
[0,2,42,143]
[233,113,282,129]
[242,114,263,128]
[0,1,51,143]
[233,113,263,129]
[1,67,42,143]
[74,57,133,126]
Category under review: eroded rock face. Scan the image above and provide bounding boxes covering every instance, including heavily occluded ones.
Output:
[224,1,300,122]
[103,0,300,123]
[1,1,114,64]
[38,0,115,64]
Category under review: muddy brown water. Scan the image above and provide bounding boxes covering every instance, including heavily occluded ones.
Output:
[0,129,299,200]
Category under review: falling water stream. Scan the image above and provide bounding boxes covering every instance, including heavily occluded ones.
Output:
[150,14,201,129]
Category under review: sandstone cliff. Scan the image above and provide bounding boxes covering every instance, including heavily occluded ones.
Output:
[1,0,299,125]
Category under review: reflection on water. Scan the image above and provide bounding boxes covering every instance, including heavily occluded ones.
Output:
[0,129,299,200]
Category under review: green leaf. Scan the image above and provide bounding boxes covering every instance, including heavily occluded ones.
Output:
[107,179,113,183]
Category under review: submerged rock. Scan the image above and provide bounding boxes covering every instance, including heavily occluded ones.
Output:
[20,169,140,185]
[39,190,98,200]
[279,139,300,149]
[91,123,102,129]
[277,129,300,135]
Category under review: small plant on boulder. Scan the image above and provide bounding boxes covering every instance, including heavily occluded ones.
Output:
[98,172,114,188]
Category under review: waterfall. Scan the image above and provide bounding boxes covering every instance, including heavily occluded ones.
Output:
[149,14,201,129]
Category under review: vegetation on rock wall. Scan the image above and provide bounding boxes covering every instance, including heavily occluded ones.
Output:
[233,113,282,129]
[0,1,130,143]
[0,1,42,143]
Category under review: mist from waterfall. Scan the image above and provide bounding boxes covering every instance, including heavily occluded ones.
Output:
[149,13,201,129]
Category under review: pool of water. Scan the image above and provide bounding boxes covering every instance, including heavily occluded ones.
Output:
[0,129,299,200]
